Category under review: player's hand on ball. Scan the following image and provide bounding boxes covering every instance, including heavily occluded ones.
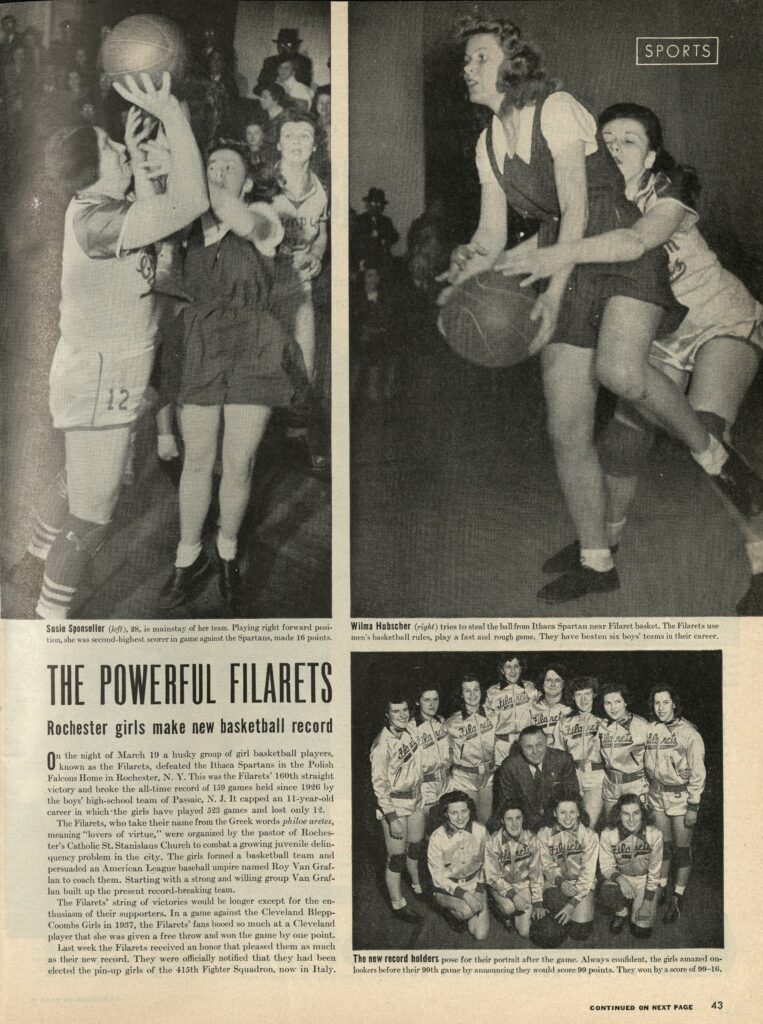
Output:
[464,891,484,914]
[113,71,175,120]
[683,808,698,828]
[555,903,575,926]
[617,876,636,900]
[437,242,488,285]
[527,290,560,354]
[532,906,548,920]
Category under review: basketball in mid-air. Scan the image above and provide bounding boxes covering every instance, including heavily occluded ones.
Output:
[438,271,537,368]
[100,15,187,88]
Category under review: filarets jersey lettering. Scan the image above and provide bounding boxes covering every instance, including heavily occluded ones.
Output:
[369,722,422,819]
[645,717,706,804]
[428,821,487,898]
[415,717,452,805]
[536,822,599,901]
[484,827,543,902]
[530,698,572,743]
[485,681,535,735]
[445,708,496,771]
[554,712,606,763]
[599,825,663,889]
[271,169,328,254]
[599,714,649,774]
[59,193,158,355]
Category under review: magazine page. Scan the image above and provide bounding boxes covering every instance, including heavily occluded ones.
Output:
[2,1,762,1023]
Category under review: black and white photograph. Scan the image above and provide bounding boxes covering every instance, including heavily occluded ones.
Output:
[351,650,723,951]
[0,0,331,619]
[349,0,763,618]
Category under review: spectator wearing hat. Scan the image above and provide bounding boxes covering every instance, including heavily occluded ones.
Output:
[353,188,400,274]
[257,29,313,90]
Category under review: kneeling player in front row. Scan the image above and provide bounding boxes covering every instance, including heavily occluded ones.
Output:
[598,793,663,938]
[484,803,539,938]
[428,791,490,940]
[531,794,599,946]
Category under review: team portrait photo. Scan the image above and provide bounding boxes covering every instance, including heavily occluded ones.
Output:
[351,649,723,951]
[1,0,331,619]
[349,0,763,618]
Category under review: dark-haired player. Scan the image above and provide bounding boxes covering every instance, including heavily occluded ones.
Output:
[598,793,663,937]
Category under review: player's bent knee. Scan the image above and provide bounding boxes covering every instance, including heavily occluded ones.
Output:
[596,357,647,403]
[387,853,406,875]
[598,415,655,476]
[598,881,628,913]
[662,841,674,862]
[406,842,422,861]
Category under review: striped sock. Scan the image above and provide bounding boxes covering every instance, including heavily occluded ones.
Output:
[36,573,77,619]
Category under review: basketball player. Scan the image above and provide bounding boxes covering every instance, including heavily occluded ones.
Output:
[23,73,207,618]
[440,17,758,603]
[444,673,497,824]
[598,794,663,937]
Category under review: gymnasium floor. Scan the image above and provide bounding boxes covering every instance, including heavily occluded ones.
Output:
[351,337,762,618]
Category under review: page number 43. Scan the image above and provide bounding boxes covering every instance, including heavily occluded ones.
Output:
[711,1003,724,1010]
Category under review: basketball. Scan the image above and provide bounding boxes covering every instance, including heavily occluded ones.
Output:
[438,271,537,368]
[101,15,187,89]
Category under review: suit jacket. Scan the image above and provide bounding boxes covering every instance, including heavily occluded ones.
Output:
[496,747,579,832]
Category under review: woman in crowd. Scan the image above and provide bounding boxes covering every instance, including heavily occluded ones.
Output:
[598,683,649,815]
[440,15,756,604]
[530,662,572,741]
[499,101,763,612]
[553,675,606,828]
[428,790,490,940]
[484,802,539,937]
[23,72,208,618]
[533,793,598,941]
[254,81,289,123]
[598,793,663,937]
[444,673,497,824]
[369,694,425,924]
[645,684,705,923]
[413,684,452,815]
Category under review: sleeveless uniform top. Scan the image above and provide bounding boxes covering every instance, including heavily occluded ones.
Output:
[481,86,686,347]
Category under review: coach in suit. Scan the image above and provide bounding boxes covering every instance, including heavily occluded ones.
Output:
[495,725,579,832]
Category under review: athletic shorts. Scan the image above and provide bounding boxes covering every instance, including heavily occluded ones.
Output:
[576,766,604,793]
[651,295,763,374]
[49,341,154,430]
[647,782,689,817]
[179,307,296,408]
[602,775,649,807]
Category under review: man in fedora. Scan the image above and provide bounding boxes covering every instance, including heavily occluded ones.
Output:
[353,188,400,273]
[257,29,312,89]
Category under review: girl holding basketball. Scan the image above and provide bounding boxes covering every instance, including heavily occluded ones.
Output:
[499,102,763,610]
[442,16,757,603]
[26,73,208,618]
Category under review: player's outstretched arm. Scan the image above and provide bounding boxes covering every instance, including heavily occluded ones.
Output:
[498,198,686,286]
[115,73,208,248]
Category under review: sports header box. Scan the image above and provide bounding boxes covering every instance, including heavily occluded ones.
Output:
[636,37,719,66]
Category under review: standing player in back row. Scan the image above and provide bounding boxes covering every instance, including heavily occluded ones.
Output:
[553,676,606,828]
[598,682,649,815]
[23,73,208,618]
[645,685,705,923]
[486,654,536,768]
